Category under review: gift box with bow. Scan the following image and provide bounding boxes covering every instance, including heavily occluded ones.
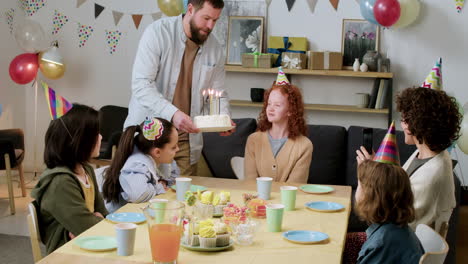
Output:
[281,52,307,69]
[267,36,308,67]
[307,51,343,70]
[241,52,273,68]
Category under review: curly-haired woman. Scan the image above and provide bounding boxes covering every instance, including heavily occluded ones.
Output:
[244,73,313,183]
[357,87,462,233]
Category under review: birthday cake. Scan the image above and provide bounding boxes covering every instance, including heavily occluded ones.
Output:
[194,114,231,129]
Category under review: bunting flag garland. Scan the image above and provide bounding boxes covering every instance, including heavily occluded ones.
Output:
[5,8,15,34]
[42,81,73,120]
[421,58,442,90]
[21,0,45,16]
[456,0,465,13]
[306,0,318,13]
[77,23,94,48]
[105,30,122,54]
[112,10,124,26]
[285,0,296,11]
[76,0,87,8]
[265,0,272,7]
[152,12,163,21]
[132,14,143,29]
[94,3,105,19]
[52,10,69,35]
[329,0,340,10]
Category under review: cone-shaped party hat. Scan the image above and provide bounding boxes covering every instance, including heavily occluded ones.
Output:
[275,66,290,85]
[373,121,400,165]
[421,58,442,90]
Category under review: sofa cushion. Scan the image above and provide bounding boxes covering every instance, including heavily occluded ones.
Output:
[202,118,257,179]
[345,126,416,189]
[307,125,347,185]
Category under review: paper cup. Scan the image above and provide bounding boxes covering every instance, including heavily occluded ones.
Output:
[175,177,192,201]
[115,223,137,256]
[257,177,273,200]
[266,204,284,232]
[280,186,298,211]
[149,198,168,223]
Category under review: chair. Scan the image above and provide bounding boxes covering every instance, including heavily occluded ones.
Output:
[230,156,245,180]
[0,129,27,215]
[27,202,43,263]
[416,224,449,264]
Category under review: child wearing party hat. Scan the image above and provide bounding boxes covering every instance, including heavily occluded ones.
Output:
[102,117,180,213]
[31,103,109,254]
[244,67,313,183]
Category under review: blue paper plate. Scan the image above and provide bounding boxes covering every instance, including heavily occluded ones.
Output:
[305,201,345,212]
[74,236,117,252]
[282,230,329,244]
[106,212,146,224]
[170,184,207,193]
[299,185,334,194]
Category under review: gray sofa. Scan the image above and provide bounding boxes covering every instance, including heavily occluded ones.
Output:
[202,118,460,264]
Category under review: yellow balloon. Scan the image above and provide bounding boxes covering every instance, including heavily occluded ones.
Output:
[38,52,66,80]
[393,0,420,28]
[158,0,184,17]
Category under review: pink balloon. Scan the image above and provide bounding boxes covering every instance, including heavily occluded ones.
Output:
[9,53,39,84]
[374,0,401,27]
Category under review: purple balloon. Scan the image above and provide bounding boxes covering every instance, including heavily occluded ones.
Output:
[360,0,379,25]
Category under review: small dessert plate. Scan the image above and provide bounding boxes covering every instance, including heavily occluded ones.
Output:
[198,126,235,133]
[181,240,234,252]
[299,185,334,194]
[305,201,345,212]
[171,184,208,193]
[74,236,117,252]
[282,230,329,245]
[106,212,146,224]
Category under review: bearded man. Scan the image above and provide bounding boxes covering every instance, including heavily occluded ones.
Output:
[125,0,234,176]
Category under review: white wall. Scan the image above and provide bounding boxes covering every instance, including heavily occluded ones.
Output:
[0,0,467,184]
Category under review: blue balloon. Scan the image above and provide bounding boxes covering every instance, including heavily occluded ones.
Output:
[360,0,379,25]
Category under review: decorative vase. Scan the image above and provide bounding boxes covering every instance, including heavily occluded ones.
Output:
[362,50,381,72]
[352,58,360,72]
[360,63,369,72]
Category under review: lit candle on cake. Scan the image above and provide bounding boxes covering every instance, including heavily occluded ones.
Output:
[202,89,206,115]
[217,90,221,115]
[209,89,214,115]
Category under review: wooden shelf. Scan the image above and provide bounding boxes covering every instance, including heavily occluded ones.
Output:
[230,100,389,114]
[225,65,393,79]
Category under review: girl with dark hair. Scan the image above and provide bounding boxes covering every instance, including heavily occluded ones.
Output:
[102,117,179,213]
[354,160,424,263]
[31,104,108,254]
[244,69,313,183]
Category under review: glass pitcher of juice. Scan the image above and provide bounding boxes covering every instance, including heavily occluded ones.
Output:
[142,201,185,264]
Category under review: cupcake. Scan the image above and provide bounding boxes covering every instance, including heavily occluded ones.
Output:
[199,219,217,248]
[214,221,230,246]
[195,191,215,219]
[213,191,230,216]
[187,221,200,246]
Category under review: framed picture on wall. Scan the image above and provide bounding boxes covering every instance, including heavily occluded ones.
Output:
[226,16,264,65]
[341,19,380,68]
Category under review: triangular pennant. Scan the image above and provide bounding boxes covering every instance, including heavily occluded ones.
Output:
[4,8,15,34]
[132,14,143,29]
[151,12,163,21]
[373,121,400,166]
[94,3,105,19]
[421,58,442,90]
[41,81,73,120]
[105,30,122,54]
[265,0,272,7]
[77,23,94,48]
[276,67,290,85]
[306,0,318,13]
[20,0,45,16]
[329,0,340,10]
[112,10,124,26]
[76,0,87,8]
[456,0,465,13]
[285,0,296,11]
[52,10,69,35]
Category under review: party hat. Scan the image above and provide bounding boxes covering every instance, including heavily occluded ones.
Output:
[42,81,72,120]
[421,58,442,90]
[143,117,164,140]
[456,0,465,13]
[373,121,400,165]
[275,66,290,85]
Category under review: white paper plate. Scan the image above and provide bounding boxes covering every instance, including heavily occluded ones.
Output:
[198,126,235,133]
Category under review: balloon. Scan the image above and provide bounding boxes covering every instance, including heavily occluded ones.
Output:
[14,18,47,53]
[457,103,468,154]
[158,0,184,17]
[9,53,39,85]
[360,0,379,25]
[374,0,401,27]
[39,51,66,80]
[392,0,420,28]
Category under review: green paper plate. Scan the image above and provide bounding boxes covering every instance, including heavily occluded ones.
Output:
[299,185,334,194]
[74,236,117,252]
[171,184,208,193]
[181,240,234,252]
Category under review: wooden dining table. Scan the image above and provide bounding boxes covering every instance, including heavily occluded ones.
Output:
[37,176,352,264]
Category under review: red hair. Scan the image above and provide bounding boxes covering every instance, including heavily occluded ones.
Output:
[257,84,307,139]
